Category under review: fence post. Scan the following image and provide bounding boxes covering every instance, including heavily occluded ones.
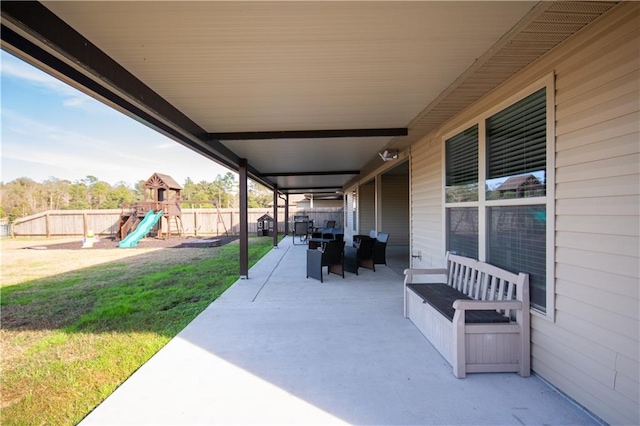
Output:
[194,211,198,236]
[45,212,51,238]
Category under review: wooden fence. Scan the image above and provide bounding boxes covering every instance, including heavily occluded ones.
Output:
[10,207,344,237]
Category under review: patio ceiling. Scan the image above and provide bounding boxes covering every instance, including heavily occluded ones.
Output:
[1,1,619,195]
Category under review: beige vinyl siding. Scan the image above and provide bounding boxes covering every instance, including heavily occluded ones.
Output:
[406,3,639,424]
[532,4,638,422]
[380,174,409,245]
[359,181,376,235]
[553,9,639,422]
[409,137,442,267]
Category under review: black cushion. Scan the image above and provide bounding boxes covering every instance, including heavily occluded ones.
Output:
[406,283,510,324]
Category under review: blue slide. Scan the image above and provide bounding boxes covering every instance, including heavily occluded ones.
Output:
[118,210,164,248]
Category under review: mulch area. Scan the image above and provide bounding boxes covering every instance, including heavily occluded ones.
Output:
[38,235,240,250]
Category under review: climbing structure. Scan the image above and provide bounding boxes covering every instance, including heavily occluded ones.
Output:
[118,173,184,241]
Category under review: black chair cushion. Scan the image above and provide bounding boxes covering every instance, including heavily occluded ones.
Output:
[406,283,510,324]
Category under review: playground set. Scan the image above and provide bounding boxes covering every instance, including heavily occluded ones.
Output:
[117,173,184,248]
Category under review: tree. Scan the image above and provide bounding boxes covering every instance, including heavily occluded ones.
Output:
[67,180,91,210]
[103,182,135,209]
[248,181,271,208]
[89,180,111,209]
[0,172,246,220]
[42,177,69,210]
[219,172,237,208]
[133,180,146,201]
[0,178,41,221]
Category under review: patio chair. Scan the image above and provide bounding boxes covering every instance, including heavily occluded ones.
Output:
[344,236,375,274]
[373,232,389,266]
[306,240,345,282]
[324,220,336,229]
[293,220,309,245]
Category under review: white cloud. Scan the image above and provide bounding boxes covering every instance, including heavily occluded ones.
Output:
[62,97,89,108]
[154,142,177,150]
[2,53,91,109]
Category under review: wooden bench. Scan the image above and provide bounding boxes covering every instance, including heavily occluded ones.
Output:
[404,252,530,378]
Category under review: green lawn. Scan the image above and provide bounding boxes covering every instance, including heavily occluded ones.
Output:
[1,237,276,426]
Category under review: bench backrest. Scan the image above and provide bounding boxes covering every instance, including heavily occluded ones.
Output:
[446,252,529,319]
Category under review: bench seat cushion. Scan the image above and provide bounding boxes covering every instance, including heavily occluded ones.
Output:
[407,283,510,324]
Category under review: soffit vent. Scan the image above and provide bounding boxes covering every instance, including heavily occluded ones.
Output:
[382,1,619,157]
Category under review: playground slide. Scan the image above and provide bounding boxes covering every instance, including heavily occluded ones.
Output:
[118,210,164,248]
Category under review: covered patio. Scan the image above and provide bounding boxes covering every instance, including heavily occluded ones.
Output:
[80,237,596,425]
[2,1,616,276]
[4,2,637,423]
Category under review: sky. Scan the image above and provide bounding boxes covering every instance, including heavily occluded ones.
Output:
[1,50,233,188]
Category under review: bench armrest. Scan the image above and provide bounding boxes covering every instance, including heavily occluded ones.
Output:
[452,300,522,311]
[403,268,448,283]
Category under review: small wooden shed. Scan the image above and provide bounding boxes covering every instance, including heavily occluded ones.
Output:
[256,214,274,237]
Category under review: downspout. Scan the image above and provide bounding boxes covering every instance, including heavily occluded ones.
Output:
[278,193,289,236]
[375,174,382,234]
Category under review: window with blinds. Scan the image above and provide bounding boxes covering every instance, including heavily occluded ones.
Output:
[445,125,478,202]
[486,88,546,199]
[443,82,551,314]
[487,205,547,311]
[447,208,478,259]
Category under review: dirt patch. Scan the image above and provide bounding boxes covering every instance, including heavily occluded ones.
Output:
[0,236,240,288]
[26,235,239,250]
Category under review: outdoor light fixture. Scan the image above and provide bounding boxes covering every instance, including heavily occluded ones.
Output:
[378,149,399,162]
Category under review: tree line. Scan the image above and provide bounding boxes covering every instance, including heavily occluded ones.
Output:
[1,172,273,222]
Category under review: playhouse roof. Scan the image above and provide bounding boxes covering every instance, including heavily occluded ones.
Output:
[495,174,542,192]
[145,173,183,190]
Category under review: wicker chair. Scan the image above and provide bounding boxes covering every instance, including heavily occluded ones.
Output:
[306,240,345,282]
[344,236,375,274]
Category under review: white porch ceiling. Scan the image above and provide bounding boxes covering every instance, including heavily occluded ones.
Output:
[2,1,620,194]
[43,1,536,132]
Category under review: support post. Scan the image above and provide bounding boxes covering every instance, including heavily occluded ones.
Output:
[273,186,278,248]
[284,194,290,236]
[83,213,88,237]
[239,159,249,279]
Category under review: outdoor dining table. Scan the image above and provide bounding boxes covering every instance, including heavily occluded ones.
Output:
[307,237,335,250]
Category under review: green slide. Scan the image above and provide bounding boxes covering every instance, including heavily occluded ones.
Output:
[118,210,164,248]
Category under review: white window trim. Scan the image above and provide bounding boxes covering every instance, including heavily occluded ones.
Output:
[441,73,556,321]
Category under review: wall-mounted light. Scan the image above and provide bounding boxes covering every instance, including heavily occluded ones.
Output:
[378,149,398,162]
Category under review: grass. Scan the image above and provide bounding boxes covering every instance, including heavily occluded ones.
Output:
[0,237,276,426]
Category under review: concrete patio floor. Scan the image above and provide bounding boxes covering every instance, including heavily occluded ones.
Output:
[81,237,599,425]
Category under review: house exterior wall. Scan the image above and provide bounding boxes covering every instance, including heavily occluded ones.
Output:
[359,181,376,236]
[407,3,639,424]
[381,174,410,246]
[294,199,344,209]
[409,137,443,267]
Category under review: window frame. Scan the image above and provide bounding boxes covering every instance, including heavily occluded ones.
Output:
[441,74,556,321]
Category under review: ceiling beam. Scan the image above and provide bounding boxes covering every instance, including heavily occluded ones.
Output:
[281,186,343,193]
[262,171,359,177]
[208,128,408,141]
